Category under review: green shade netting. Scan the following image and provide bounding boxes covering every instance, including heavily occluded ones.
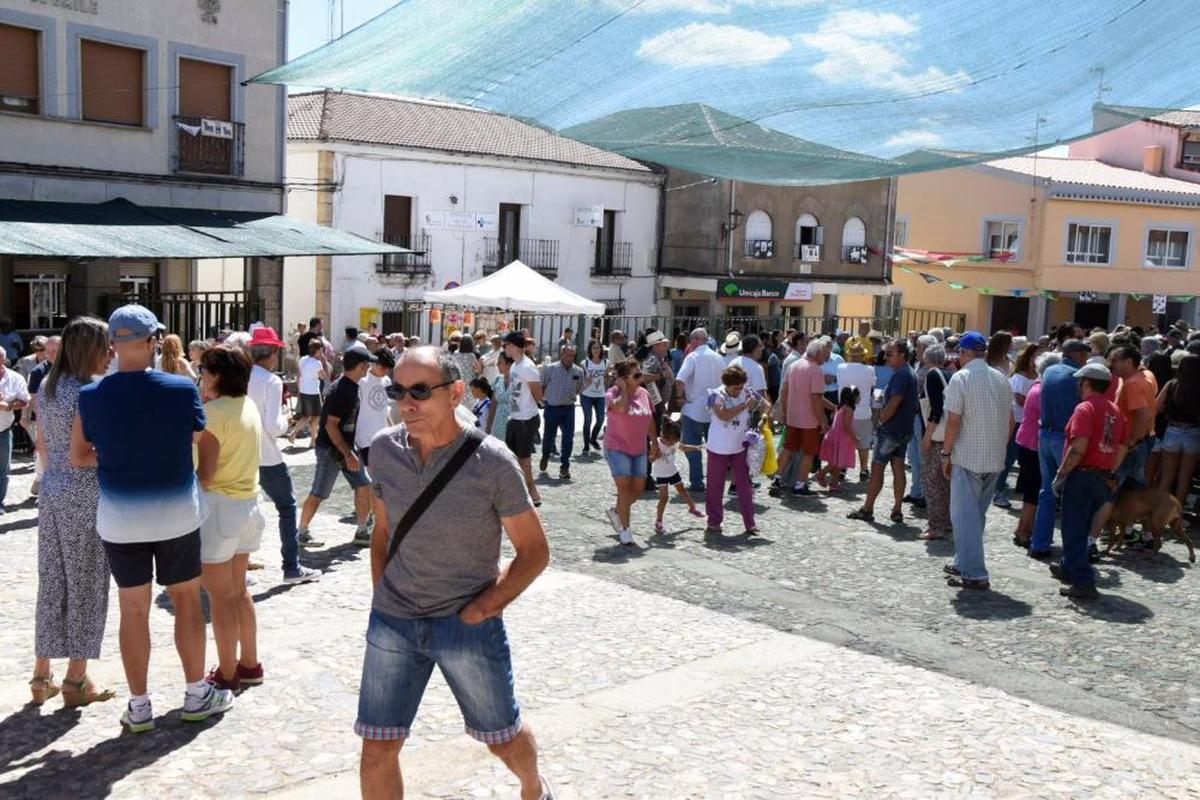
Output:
[254,0,1200,185]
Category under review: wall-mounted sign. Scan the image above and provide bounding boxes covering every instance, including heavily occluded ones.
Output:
[30,0,99,15]
[422,210,445,230]
[447,211,476,230]
[574,205,603,227]
[719,279,812,301]
[201,118,233,139]
[1152,294,1168,314]
[475,212,498,232]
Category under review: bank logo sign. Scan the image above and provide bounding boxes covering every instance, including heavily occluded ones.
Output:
[721,280,812,301]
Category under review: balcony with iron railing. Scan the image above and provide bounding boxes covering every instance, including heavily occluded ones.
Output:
[377,233,432,277]
[744,238,775,259]
[592,241,632,277]
[172,116,245,177]
[483,237,559,277]
[794,243,823,261]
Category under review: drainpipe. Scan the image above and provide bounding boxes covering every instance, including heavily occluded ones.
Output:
[655,173,666,313]
[726,179,736,277]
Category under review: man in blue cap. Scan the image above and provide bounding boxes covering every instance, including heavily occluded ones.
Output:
[938,331,1014,590]
[74,304,234,732]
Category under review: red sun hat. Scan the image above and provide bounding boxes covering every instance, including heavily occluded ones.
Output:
[249,326,287,348]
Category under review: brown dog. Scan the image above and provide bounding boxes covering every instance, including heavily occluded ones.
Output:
[1103,487,1195,563]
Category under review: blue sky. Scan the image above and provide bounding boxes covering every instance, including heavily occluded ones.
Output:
[287,0,400,60]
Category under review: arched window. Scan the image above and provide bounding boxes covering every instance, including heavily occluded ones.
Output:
[795,213,823,259]
[842,216,867,263]
[744,210,773,258]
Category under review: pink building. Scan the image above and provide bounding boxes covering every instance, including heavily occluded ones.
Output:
[1070,104,1200,183]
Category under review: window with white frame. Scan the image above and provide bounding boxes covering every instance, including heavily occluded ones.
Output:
[794,213,822,260]
[1066,222,1114,265]
[743,210,773,258]
[842,216,867,263]
[1145,228,1189,268]
[984,219,1019,260]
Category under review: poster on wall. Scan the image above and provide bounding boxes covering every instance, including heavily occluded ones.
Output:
[359,307,380,333]
[1152,294,1168,314]
[574,205,603,227]
[475,212,498,231]
[422,210,445,229]
[447,211,476,230]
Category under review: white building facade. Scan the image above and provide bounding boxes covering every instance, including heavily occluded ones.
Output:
[285,91,663,341]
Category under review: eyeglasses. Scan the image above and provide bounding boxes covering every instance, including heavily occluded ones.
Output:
[385,380,455,401]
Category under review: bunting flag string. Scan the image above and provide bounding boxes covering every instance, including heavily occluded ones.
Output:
[919,272,942,284]
[948,282,968,290]
[979,288,995,295]
[1128,293,1146,301]
[897,266,916,274]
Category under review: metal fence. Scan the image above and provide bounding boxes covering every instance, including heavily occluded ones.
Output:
[101,291,261,342]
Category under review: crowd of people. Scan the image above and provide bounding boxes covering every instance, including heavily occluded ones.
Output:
[4,304,1199,798]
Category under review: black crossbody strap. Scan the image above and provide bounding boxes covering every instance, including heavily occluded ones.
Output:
[386,428,485,562]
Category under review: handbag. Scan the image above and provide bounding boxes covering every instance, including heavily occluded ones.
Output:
[383,428,487,571]
[919,369,948,441]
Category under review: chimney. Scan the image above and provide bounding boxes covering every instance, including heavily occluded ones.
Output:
[1143,145,1165,175]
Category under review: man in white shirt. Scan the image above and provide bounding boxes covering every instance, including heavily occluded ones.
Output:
[728,334,768,394]
[0,346,30,515]
[502,331,545,506]
[355,348,395,468]
[673,328,725,492]
[836,343,876,478]
[248,329,320,584]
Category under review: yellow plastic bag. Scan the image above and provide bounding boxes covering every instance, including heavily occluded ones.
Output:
[761,417,778,477]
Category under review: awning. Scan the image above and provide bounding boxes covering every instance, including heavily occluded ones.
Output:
[0,198,406,259]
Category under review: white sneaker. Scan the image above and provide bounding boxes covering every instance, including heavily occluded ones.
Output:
[605,507,622,533]
[618,529,634,546]
[180,685,234,722]
[120,700,155,734]
[283,567,321,585]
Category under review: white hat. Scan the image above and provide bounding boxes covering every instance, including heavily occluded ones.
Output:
[645,330,668,346]
[720,331,741,354]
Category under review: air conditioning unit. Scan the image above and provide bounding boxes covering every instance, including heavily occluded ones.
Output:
[797,263,813,274]
[800,245,821,261]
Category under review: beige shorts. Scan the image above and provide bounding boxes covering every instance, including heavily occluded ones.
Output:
[199,492,265,564]
[851,418,874,450]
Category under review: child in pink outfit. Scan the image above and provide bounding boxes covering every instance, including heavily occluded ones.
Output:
[816,387,860,491]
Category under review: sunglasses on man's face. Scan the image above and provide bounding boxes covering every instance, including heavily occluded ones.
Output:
[385,380,455,401]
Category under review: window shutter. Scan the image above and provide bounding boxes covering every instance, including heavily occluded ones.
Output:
[816,226,824,245]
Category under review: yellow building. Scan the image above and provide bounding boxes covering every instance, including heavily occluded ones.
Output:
[895,152,1200,334]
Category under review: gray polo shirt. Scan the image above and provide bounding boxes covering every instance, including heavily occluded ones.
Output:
[370,423,533,619]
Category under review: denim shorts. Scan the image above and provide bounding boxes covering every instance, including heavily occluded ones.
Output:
[354,609,522,744]
[1160,424,1200,456]
[873,432,911,465]
[605,449,648,478]
[309,446,371,499]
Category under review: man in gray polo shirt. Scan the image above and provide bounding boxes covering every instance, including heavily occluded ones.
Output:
[358,346,552,800]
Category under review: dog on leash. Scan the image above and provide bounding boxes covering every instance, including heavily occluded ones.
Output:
[1103,486,1195,563]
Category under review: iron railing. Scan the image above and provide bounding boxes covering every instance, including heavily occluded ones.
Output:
[843,245,870,264]
[377,233,432,276]
[899,308,967,336]
[172,116,245,177]
[592,241,632,277]
[744,238,775,259]
[483,237,559,276]
[795,243,822,261]
[101,291,260,342]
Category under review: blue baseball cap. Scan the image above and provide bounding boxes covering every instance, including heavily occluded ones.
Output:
[958,330,988,352]
[108,304,161,342]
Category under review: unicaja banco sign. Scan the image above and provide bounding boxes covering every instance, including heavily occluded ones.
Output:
[720,280,812,301]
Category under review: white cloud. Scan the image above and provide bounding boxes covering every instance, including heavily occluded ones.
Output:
[799,10,971,93]
[637,22,792,68]
[621,0,817,14]
[884,128,946,150]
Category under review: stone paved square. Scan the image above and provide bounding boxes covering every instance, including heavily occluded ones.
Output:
[3,417,1199,798]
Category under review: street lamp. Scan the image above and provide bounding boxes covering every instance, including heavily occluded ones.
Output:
[721,208,744,241]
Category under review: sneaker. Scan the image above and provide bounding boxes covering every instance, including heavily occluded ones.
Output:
[688,507,704,518]
[205,666,240,693]
[1060,584,1099,600]
[559,466,571,480]
[947,575,991,591]
[618,529,634,546]
[235,662,264,687]
[283,567,321,585]
[353,529,372,547]
[181,685,234,723]
[298,530,324,548]
[539,455,549,473]
[859,470,870,482]
[605,507,622,533]
[791,483,812,496]
[992,492,1012,509]
[120,700,155,734]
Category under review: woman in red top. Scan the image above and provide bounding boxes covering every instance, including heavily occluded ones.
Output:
[602,358,658,546]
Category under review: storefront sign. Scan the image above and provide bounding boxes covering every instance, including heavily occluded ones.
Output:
[574,205,603,227]
[30,0,98,15]
[719,279,812,301]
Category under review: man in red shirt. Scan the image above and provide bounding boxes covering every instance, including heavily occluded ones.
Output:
[1050,363,1128,600]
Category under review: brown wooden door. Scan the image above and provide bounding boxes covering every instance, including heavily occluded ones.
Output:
[383,196,413,244]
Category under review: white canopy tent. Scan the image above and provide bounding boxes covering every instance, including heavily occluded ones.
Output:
[423,260,606,316]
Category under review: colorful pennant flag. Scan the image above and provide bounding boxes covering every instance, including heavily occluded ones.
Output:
[919,272,942,284]
[1011,289,1026,298]
[1039,290,1057,301]
[948,282,967,290]
[898,266,916,274]
[979,288,995,295]
[1129,293,1146,301]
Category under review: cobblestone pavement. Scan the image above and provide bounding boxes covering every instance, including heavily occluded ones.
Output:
[1,418,1199,798]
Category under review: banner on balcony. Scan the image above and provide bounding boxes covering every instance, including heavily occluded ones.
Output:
[718,279,812,301]
[201,118,233,139]
[574,205,603,228]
